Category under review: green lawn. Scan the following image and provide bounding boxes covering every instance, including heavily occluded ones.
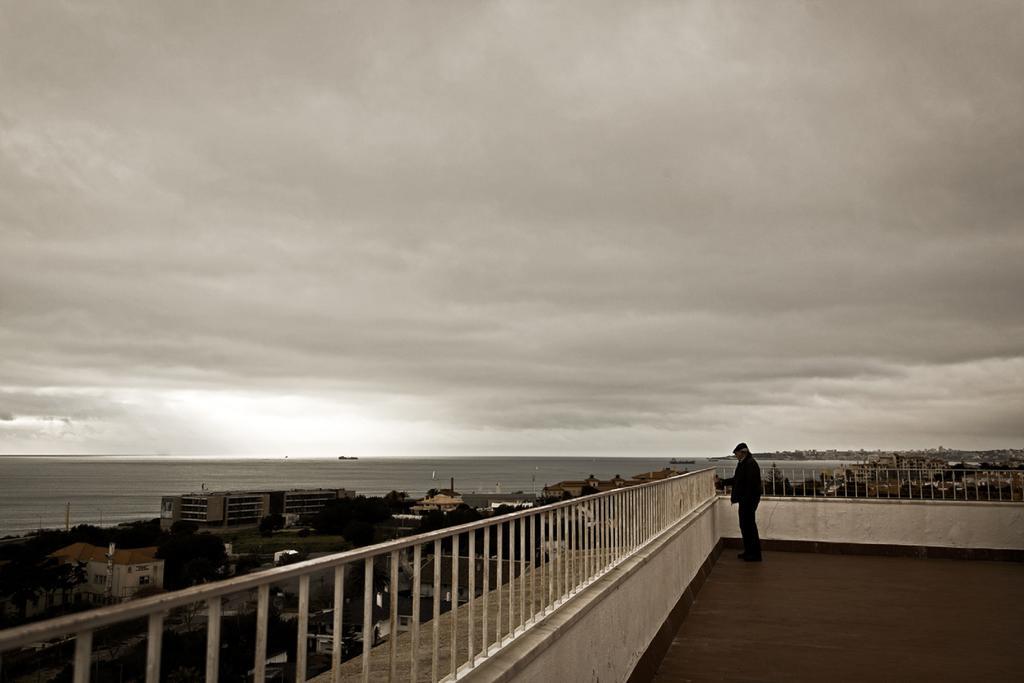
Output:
[220,528,351,555]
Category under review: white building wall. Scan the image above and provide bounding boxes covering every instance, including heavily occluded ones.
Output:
[73,559,164,602]
[716,497,1024,550]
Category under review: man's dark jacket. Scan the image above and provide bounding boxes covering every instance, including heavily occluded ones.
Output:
[723,455,762,506]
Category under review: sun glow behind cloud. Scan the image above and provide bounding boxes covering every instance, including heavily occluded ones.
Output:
[162,390,441,456]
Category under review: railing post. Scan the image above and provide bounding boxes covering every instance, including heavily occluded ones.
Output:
[481,530,489,656]
[297,574,309,683]
[496,522,503,647]
[553,509,561,602]
[584,499,591,581]
[619,492,625,557]
[145,612,163,683]
[388,550,399,681]
[625,489,632,552]
[451,532,459,679]
[361,557,372,683]
[660,483,666,530]
[255,583,270,683]
[564,505,571,595]
[651,486,656,535]
[519,511,526,626]
[333,565,345,683]
[507,520,514,637]
[73,629,92,683]
[568,504,575,593]
[412,545,422,681]
[468,531,476,668]
[644,486,650,543]
[601,496,609,569]
[606,493,614,565]
[528,512,536,620]
[432,538,441,683]
[206,596,222,683]
[545,511,553,611]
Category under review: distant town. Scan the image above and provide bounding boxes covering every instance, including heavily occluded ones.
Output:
[739,447,1024,464]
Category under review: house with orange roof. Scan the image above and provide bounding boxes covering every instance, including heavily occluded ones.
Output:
[50,542,164,604]
[409,493,465,513]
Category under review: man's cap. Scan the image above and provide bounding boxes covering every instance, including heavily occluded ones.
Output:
[733,442,749,454]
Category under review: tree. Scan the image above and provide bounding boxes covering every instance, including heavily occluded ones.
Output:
[170,520,199,536]
[157,533,228,589]
[53,560,87,606]
[259,513,285,536]
[384,490,411,513]
[311,496,391,536]
[111,519,163,547]
[182,557,220,585]
[417,505,482,534]
[342,520,375,547]
[0,554,89,620]
[0,558,46,619]
[66,524,107,547]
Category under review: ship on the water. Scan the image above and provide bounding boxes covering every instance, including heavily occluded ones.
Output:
[669,458,696,464]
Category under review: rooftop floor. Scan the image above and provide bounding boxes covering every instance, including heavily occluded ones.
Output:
[652,550,1024,682]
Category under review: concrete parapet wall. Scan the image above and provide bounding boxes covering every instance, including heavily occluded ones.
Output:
[468,495,1021,682]
[466,497,719,683]
[716,496,1024,550]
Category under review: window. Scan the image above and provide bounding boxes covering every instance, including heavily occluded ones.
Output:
[94,574,106,584]
[138,575,151,586]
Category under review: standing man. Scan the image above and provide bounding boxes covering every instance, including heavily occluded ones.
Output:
[719,443,762,561]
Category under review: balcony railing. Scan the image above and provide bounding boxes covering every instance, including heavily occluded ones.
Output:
[0,470,715,682]
[721,467,1022,501]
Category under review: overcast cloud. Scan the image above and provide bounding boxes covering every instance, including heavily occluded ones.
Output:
[1,1,1022,456]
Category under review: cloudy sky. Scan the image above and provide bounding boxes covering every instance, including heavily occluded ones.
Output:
[1,1,1022,457]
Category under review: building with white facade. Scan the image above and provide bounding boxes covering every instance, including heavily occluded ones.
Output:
[49,542,164,604]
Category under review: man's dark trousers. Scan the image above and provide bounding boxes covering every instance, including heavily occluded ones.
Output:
[738,502,761,559]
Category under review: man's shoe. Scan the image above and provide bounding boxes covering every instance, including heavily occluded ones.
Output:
[737,552,748,560]
[745,555,763,562]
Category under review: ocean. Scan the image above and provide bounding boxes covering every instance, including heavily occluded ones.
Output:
[0,455,851,537]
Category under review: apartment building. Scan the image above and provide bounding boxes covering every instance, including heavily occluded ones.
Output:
[160,487,354,530]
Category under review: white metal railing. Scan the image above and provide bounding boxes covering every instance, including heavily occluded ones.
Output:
[719,468,1023,502]
[0,469,716,682]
